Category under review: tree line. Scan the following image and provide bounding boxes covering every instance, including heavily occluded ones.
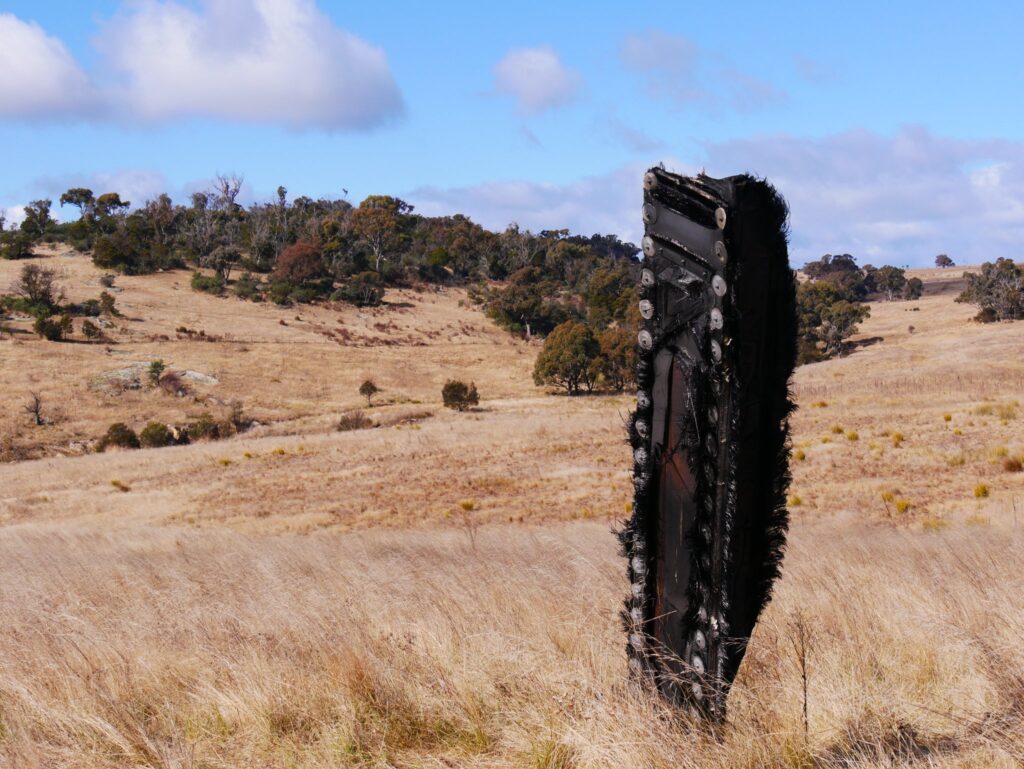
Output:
[5,178,1010,380]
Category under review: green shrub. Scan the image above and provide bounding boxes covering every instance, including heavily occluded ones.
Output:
[333,272,384,307]
[98,291,119,316]
[98,422,140,451]
[442,380,479,411]
[33,314,73,341]
[232,272,263,301]
[191,271,225,295]
[188,413,222,441]
[148,360,166,386]
[139,421,175,448]
[359,379,379,406]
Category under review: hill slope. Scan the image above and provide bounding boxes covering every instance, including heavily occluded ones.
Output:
[1,255,1023,768]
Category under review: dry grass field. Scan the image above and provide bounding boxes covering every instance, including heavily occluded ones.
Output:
[2,251,1024,767]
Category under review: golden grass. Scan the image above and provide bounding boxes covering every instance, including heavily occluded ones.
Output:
[0,522,1022,768]
[3,259,1024,765]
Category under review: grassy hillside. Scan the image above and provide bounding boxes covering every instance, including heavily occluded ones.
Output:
[1,253,1023,767]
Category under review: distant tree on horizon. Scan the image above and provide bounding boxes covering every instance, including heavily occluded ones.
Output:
[935,254,955,268]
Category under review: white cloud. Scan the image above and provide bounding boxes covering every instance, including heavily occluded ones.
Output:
[0,2,402,130]
[493,46,581,115]
[410,128,1024,267]
[0,14,100,119]
[96,0,403,130]
[698,127,1024,265]
[620,30,784,111]
[1,205,27,229]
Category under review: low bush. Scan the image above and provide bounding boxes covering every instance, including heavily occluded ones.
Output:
[139,421,175,448]
[1003,457,1023,473]
[81,319,103,341]
[33,314,73,341]
[191,271,225,295]
[333,272,384,307]
[188,413,222,442]
[98,422,140,451]
[974,483,990,498]
[337,411,374,431]
[158,370,186,396]
[232,272,263,301]
[148,360,166,386]
[442,380,479,411]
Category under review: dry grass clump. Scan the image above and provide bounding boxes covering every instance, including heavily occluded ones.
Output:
[1003,457,1023,473]
[337,410,374,432]
[0,522,1022,768]
[974,483,990,498]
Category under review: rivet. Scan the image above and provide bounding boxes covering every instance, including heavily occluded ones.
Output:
[715,241,728,261]
[642,203,657,224]
[693,630,707,651]
[631,582,643,597]
[634,419,649,438]
[707,405,718,423]
[692,683,704,701]
[640,268,655,287]
[630,633,644,650]
[642,235,656,258]
[639,299,654,319]
[634,446,648,465]
[631,556,646,575]
[692,654,706,675]
[715,207,727,229]
[643,171,658,191]
[638,329,653,350]
[711,339,722,362]
[712,275,727,297]
[709,308,723,330]
[636,390,651,409]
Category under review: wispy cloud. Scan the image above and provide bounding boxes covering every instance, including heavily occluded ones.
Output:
[0,1,404,131]
[620,30,785,112]
[492,45,582,115]
[410,128,1024,267]
[410,162,657,243]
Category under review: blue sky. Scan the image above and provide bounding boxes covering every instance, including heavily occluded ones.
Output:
[2,0,1023,266]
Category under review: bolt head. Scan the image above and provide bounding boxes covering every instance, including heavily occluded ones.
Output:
[643,171,658,191]
[712,275,727,297]
[640,268,655,287]
[715,207,727,229]
[637,329,653,350]
[642,203,657,224]
[715,240,728,261]
[709,307,723,330]
[642,235,656,258]
[639,299,654,319]
[711,339,722,362]
[636,390,651,409]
